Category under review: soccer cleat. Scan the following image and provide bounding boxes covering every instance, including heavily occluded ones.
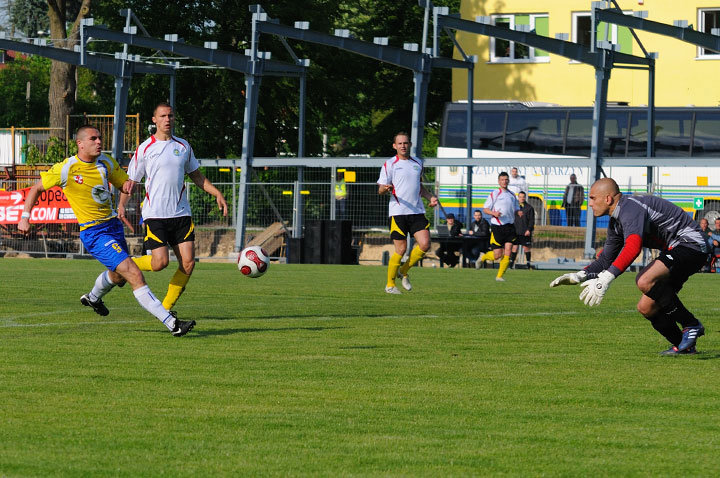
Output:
[384,286,402,295]
[80,294,109,316]
[660,345,697,356]
[399,275,412,291]
[495,277,505,282]
[172,318,196,337]
[474,260,482,269]
[677,322,705,351]
[169,310,178,319]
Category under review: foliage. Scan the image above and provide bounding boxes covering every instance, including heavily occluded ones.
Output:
[10,0,49,37]
[21,136,77,165]
[0,55,51,126]
[2,259,720,475]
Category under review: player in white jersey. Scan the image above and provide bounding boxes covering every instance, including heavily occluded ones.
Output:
[377,132,438,294]
[478,171,519,281]
[119,102,227,313]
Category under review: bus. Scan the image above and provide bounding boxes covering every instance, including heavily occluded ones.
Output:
[436,102,720,226]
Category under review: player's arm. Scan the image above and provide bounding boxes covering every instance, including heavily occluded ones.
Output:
[378,184,393,195]
[17,180,46,234]
[420,184,438,207]
[188,169,228,216]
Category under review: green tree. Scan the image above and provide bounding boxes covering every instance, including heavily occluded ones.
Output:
[0,55,51,126]
[10,0,49,37]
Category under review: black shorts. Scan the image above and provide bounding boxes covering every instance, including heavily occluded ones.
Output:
[390,214,429,241]
[143,216,195,250]
[516,234,532,247]
[489,224,517,248]
[652,246,707,292]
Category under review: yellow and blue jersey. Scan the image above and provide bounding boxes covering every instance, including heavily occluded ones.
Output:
[41,154,128,231]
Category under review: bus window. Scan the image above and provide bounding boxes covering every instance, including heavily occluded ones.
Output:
[693,112,720,156]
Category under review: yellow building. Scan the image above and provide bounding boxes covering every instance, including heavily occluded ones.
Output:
[452,1,720,107]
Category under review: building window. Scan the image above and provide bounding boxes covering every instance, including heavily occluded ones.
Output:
[489,14,550,63]
[572,12,632,55]
[699,9,720,57]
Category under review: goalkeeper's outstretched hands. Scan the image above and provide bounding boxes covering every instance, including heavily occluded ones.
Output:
[578,270,615,307]
[549,270,587,287]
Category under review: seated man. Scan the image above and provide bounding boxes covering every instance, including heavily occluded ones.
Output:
[436,213,464,267]
[464,209,490,267]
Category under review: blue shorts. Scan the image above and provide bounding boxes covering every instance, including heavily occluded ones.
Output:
[79,218,130,271]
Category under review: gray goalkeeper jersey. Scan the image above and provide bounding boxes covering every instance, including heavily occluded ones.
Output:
[587,194,707,277]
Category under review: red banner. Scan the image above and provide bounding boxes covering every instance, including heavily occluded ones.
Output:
[0,187,77,224]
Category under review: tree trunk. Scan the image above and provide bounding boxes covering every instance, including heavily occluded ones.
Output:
[47,0,92,134]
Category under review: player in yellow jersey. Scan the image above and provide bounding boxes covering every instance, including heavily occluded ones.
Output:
[18,125,195,336]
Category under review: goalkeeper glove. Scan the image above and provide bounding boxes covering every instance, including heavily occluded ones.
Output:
[549,270,587,288]
[578,270,615,307]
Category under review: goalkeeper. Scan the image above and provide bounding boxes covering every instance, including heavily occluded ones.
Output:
[550,178,709,356]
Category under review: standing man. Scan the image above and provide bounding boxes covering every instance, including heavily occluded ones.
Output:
[511,191,535,269]
[562,173,584,227]
[18,125,195,336]
[334,170,348,220]
[119,102,228,313]
[478,172,519,282]
[550,178,708,355]
[378,132,438,294]
[508,167,528,197]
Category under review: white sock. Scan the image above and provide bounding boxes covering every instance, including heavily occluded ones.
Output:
[88,271,115,302]
[133,285,176,331]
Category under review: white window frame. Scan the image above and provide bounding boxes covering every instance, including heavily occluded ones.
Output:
[489,14,550,64]
[571,11,629,63]
[698,8,720,59]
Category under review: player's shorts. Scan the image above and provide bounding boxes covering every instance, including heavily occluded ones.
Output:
[653,245,708,292]
[389,213,429,241]
[143,216,195,250]
[516,234,532,247]
[489,223,517,248]
[79,218,130,271]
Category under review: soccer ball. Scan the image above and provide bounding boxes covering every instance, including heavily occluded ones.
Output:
[238,246,270,278]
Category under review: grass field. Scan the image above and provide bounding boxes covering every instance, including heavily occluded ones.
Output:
[1,258,719,476]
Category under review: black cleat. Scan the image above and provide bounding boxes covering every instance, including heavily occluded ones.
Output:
[172,318,196,337]
[660,345,697,356]
[80,294,109,316]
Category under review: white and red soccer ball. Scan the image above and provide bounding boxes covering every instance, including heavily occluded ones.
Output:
[238,246,270,278]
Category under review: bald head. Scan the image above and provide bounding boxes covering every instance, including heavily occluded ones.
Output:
[591,178,620,196]
[588,178,621,217]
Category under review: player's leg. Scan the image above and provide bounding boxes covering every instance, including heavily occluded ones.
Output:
[479,230,501,263]
[496,241,513,280]
[385,216,407,293]
[525,240,532,268]
[509,243,518,268]
[637,252,704,352]
[162,240,195,310]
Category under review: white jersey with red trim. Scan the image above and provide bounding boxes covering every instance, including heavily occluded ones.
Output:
[128,135,200,219]
[377,155,426,216]
[483,188,519,226]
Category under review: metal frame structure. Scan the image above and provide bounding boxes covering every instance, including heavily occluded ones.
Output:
[0,33,174,164]
[434,6,655,258]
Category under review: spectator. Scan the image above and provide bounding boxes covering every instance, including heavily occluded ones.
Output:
[711,218,720,271]
[699,218,712,272]
[335,170,348,219]
[562,173,584,227]
[508,167,528,196]
[511,191,535,269]
[437,213,464,268]
[466,209,491,268]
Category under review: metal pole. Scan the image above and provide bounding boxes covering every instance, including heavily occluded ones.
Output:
[112,73,130,165]
[296,72,306,238]
[421,0,430,54]
[465,63,474,227]
[410,63,430,158]
[646,61,655,193]
[330,166,336,221]
[583,60,611,259]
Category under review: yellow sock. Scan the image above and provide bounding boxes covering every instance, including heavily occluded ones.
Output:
[133,255,153,271]
[497,255,510,278]
[162,269,191,310]
[480,250,495,262]
[387,253,403,287]
[399,245,426,276]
